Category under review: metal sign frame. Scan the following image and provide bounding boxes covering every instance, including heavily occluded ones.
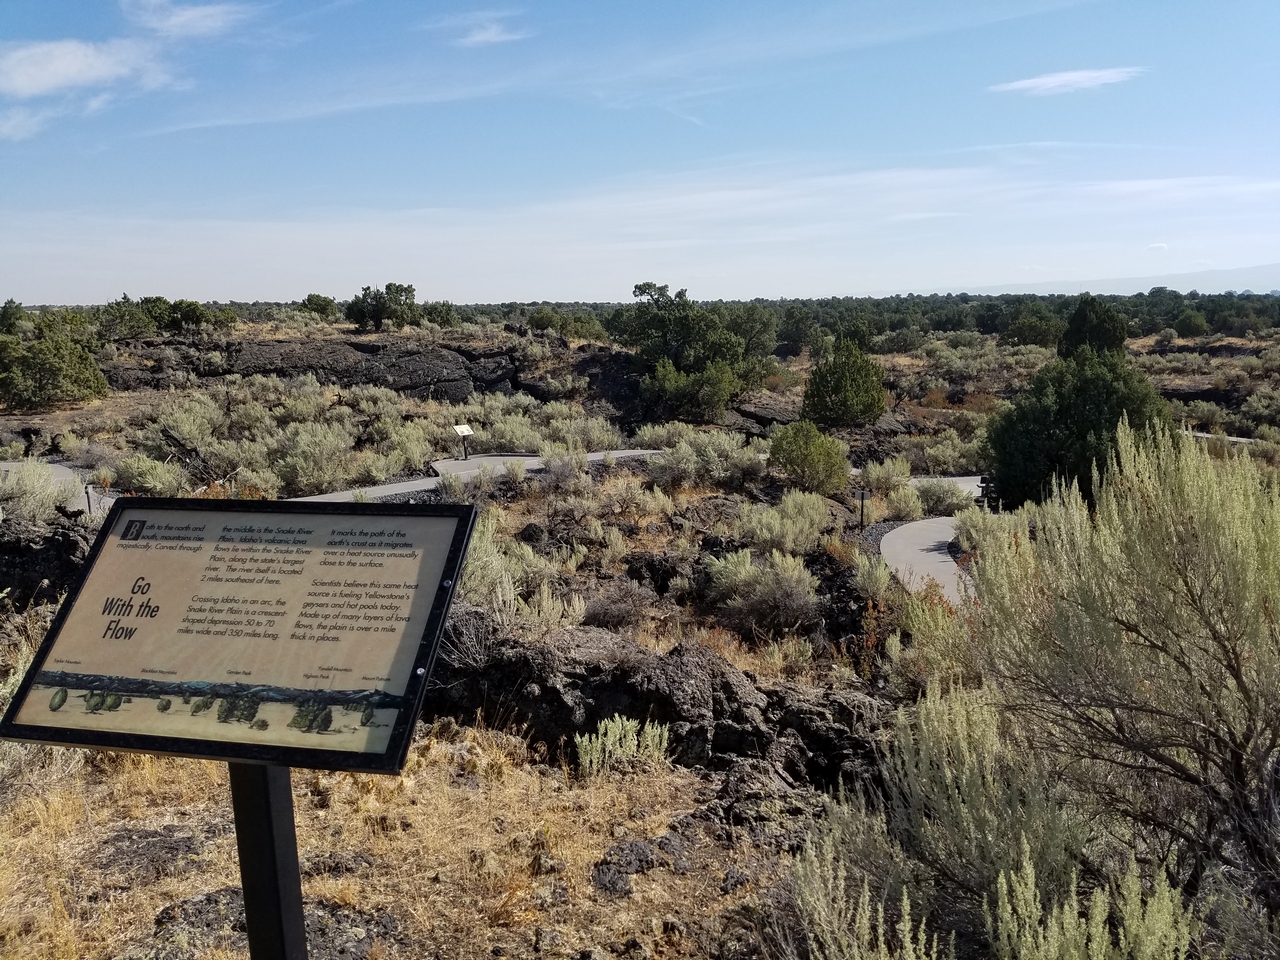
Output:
[0,498,477,775]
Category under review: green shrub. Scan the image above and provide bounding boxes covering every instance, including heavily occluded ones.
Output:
[299,293,338,316]
[740,490,830,554]
[862,456,911,496]
[1058,293,1128,358]
[802,338,886,427]
[986,349,1167,507]
[632,421,697,449]
[988,851,1198,960]
[651,431,768,490]
[273,421,358,497]
[706,548,818,638]
[922,428,989,476]
[972,422,1280,929]
[113,454,190,497]
[346,283,418,331]
[792,687,1096,957]
[951,505,1014,555]
[0,460,82,521]
[889,585,974,693]
[0,330,108,410]
[849,551,892,604]
[459,509,558,625]
[914,479,971,517]
[886,485,923,521]
[642,357,741,422]
[768,421,850,495]
[528,304,609,341]
[575,714,669,778]
[1242,385,1280,428]
[1173,309,1209,338]
[789,871,951,960]
[999,315,1065,348]
[613,282,773,419]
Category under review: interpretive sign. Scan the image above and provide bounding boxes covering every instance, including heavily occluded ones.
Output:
[0,498,476,774]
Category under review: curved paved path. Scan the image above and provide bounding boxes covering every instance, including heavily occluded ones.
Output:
[879,516,967,604]
[294,449,660,502]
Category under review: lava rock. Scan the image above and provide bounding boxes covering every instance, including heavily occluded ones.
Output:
[0,515,92,608]
[720,866,751,895]
[115,887,398,960]
[427,618,774,769]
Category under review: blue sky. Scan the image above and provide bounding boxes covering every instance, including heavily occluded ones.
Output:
[1,0,1278,303]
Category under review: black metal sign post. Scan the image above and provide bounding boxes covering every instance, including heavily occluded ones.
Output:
[853,489,871,529]
[229,763,308,960]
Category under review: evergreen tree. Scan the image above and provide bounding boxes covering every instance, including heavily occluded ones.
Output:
[0,311,109,410]
[1059,293,1129,358]
[345,285,392,332]
[801,337,885,427]
[0,299,26,334]
[987,347,1167,507]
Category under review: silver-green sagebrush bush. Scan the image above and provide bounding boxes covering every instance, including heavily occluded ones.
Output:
[863,456,911,496]
[650,431,768,490]
[971,423,1280,934]
[789,686,1205,960]
[740,490,831,555]
[706,548,818,639]
[791,425,1279,956]
[0,460,83,522]
[886,485,924,521]
[913,479,972,517]
[575,714,669,779]
[849,552,892,604]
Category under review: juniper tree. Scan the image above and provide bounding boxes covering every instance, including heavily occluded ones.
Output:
[801,337,885,427]
[986,348,1166,507]
[1058,293,1128,358]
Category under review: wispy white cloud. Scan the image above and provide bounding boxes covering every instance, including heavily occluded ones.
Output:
[456,20,529,47]
[0,106,54,140]
[0,39,159,99]
[989,67,1144,95]
[121,0,253,39]
[420,10,530,47]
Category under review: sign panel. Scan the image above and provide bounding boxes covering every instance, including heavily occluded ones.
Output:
[0,499,475,773]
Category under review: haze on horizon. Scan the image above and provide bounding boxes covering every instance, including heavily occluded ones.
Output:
[1,0,1277,304]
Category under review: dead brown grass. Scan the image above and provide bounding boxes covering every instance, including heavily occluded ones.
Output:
[0,721,773,960]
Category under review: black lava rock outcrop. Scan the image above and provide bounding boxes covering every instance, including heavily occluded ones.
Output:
[103,336,479,402]
[430,606,887,789]
[0,515,92,608]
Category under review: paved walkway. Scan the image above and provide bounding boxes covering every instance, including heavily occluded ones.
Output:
[879,516,967,604]
[294,449,660,502]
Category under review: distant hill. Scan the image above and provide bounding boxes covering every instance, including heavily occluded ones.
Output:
[930,262,1280,297]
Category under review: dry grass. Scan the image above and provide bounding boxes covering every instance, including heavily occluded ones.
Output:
[0,720,774,960]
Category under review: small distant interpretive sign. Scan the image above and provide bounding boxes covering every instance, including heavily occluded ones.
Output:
[0,499,475,774]
[452,424,474,437]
